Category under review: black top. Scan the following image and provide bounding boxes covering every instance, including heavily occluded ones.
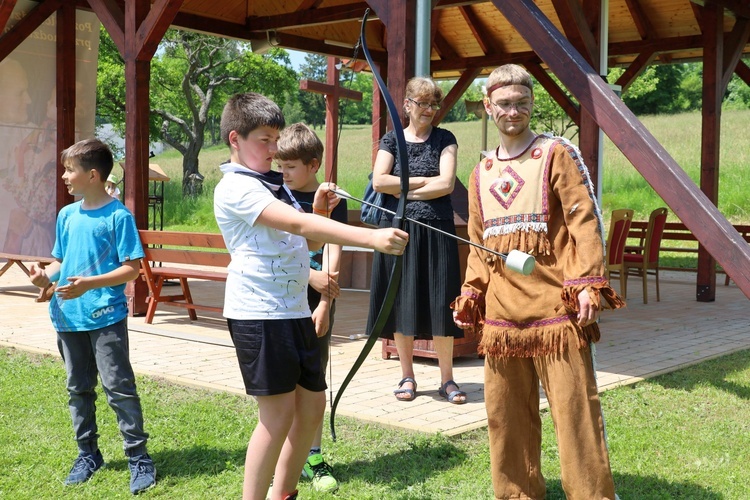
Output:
[379,126,457,221]
[291,189,348,310]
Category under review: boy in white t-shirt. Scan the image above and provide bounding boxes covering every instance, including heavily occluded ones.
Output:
[213,93,408,500]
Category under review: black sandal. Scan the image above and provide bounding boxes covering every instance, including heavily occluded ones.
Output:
[439,380,467,404]
[393,377,417,401]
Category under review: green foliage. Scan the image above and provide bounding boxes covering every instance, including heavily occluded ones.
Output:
[529,74,578,138]
[2,346,749,498]
[152,110,750,234]
[297,53,328,129]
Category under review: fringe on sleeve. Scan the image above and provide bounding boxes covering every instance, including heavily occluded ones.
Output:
[561,276,626,313]
[450,291,486,338]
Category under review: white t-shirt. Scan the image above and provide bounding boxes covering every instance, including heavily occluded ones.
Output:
[214,162,311,320]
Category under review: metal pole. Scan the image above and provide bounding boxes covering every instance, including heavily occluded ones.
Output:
[415,0,431,76]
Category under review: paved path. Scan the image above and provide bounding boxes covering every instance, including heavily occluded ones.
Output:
[1,264,748,436]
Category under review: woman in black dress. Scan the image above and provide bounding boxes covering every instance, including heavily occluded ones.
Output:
[367,76,466,404]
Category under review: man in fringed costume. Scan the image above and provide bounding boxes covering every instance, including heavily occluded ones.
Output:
[452,64,624,500]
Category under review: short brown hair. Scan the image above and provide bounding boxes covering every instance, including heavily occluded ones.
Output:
[485,64,534,97]
[275,123,323,165]
[60,138,114,181]
[220,92,285,145]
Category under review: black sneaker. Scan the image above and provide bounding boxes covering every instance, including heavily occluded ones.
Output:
[64,450,105,485]
[128,453,156,494]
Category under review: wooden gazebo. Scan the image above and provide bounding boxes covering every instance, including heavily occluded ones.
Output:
[1,0,749,310]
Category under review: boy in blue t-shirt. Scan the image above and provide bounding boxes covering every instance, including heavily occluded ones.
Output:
[276,123,348,494]
[29,138,156,495]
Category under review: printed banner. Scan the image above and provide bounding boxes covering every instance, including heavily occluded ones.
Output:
[0,1,99,257]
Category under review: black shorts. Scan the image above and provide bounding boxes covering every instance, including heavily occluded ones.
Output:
[227,317,326,396]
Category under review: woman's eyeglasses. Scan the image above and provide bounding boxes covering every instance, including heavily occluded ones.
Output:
[407,98,441,110]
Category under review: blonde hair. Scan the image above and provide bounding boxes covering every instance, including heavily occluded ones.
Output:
[276,123,323,165]
[485,64,534,97]
[405,76,443,102]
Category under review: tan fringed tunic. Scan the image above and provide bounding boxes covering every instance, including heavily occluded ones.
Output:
[452,134,624,358]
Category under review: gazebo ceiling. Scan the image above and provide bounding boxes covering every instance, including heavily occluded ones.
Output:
[169,0,750,79]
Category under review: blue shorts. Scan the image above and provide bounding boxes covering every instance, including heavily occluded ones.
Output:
[227,317,326,396]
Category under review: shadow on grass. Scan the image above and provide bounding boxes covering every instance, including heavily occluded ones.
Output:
[541,474,721,499]
[650,349,750,400]
[333,439,466,491]
[104,446,247,479]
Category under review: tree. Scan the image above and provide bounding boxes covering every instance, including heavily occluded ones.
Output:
[530,76,578,138]
[297,53,327,129]
[97,28,298,196]
[150,30,247,195]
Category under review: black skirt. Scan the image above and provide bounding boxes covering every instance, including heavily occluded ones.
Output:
[366,218,463,340]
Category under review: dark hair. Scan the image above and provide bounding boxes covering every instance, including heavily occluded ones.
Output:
[60,138,114,181]
[220,92,285,145]
[275,123,323,165]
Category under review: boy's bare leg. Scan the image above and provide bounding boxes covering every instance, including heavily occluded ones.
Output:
[272,386,325,498]
[243,392,296,500]
[393,333,416,399]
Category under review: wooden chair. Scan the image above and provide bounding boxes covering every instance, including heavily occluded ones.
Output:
[605,209,634,297]
[623,207,668,304]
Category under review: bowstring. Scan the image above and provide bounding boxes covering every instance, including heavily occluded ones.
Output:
[323,40,362,412]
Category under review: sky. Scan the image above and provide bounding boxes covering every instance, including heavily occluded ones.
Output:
[288,49,306,70]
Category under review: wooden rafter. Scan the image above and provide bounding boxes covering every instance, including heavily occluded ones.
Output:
[616,50,657,91]
[550,0,599,66]
[491,0,750,298]
[721,17,750,89]
[624,0,656,40]
[0,0,17,33]
[297,0,324,10]
[610,35,704,56]
[87,0,125,56]
[136,0,183,60]
[431,9,458,60]
[433,66,482,125]
[247,2,370,31]
[0,0,62,61]
[459,5,500,55]
[272,31,387,64]
[525,61,580,126]
[693,0,750,20]
[430,50,539,71]
[736,59,750,85]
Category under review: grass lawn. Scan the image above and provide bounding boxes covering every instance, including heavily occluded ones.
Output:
[146,109,750,234]
[1,346,748,499]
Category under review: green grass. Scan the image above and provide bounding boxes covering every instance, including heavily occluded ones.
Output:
[1,346,749,499]
[149,109,750,233]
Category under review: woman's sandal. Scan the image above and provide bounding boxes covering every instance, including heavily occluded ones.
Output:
[393,377,417,401]
[439,380,467,404]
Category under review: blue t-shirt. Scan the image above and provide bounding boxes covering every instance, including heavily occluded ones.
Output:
[49,199,144,332]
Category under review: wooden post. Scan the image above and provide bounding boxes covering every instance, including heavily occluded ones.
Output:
[696,1,723,302]
[299,57,362,182]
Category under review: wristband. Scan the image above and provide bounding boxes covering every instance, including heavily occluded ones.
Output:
[312,206,330,216]
[46,268,60,282]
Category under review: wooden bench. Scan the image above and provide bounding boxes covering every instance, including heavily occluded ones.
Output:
[0,253,56,301]
[627,222,750,284]
[138,230,230,324]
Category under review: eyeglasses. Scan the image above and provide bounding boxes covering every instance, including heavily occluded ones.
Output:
[489,99,533,113]
[407,98,441,110]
